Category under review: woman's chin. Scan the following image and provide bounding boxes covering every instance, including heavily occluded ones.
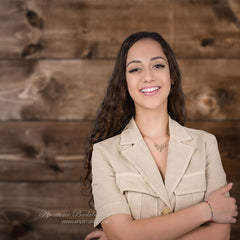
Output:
[135,103,167,112]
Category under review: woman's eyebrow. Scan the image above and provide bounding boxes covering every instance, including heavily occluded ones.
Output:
[126,60,141,66]
[151,56,166,61]
[127,56,166,66]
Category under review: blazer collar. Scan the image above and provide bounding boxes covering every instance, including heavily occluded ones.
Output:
[121,116,192,145]
[120,115,195,209]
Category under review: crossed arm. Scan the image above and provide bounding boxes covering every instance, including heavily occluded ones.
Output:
[177,222,230,240]
[101,204,231,240]
[85,224,230,240]
[85,217,231,240]
[85,184,236,240]
[86,137,237,240]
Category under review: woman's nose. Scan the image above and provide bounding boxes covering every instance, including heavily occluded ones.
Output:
[143,68,155,82]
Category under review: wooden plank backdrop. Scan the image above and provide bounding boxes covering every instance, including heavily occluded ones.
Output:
[0,0,240,59]
[0,59,239,120]
[0,0,239,239]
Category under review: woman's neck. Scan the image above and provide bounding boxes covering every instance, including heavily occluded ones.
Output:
[135,108,169,140]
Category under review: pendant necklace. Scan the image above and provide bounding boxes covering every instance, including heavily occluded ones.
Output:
[144,135,169,152]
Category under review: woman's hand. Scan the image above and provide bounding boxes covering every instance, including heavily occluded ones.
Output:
[206,183,238,223]
[83,184,237,240]
[84,230,108,240]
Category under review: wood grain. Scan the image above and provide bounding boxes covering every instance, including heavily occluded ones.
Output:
[0,60,112,120]
[0,181,238,239]
[180,59,240,120]
[0,0,239,239]
[0,182,94,239]
[174,0,240,58]
[0,0,239,59]
[0,121,92,181]
[0,120,238,182]
[186,120,240,182]
[0,59,239,120]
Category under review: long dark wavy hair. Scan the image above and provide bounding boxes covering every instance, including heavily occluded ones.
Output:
[81,32,186,207]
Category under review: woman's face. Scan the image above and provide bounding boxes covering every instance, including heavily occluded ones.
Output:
[126,38,171,113]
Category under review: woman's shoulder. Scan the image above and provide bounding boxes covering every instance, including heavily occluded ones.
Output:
[93,133,121,150]
[170,116,217,144]
[182,124,217,143]
[93,118,138,151]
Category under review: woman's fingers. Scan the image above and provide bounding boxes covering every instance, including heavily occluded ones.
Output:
[230,210,238,223]
[84,230,104,240]
[99,234,108,240]
[207,183,238,223]
[230,218,237,224]
[217,183,233,195]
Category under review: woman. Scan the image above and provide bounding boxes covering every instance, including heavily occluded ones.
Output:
[83,32,237,240]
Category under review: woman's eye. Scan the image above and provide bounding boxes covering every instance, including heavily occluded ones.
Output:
[128,68,140,73]
[154,64,165,69]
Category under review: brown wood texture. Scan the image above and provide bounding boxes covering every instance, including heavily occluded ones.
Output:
[0,0,239,239]
[0,182,238,240]
[0,0,239,59]
[0,182,95,239]
[0,121,92,181]
[180,59,240,120]
[0,59,239,120]
[0,60,112,120]
[174,0,240,58]
[0,120,238,182]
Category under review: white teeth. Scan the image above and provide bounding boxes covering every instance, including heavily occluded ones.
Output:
[141,87,159,93]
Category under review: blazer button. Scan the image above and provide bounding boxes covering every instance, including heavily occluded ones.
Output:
[161,207,172,215]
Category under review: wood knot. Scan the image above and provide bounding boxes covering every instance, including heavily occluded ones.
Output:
[80,48,93,58]
[22,43,43,57]
[201,38,215,47]
[22,145,39,158]
[48,164,64,172]
[26,10,44,29]
[11,220,32,238]
[201,95,217,109]
[21,143,63,172]
[188,90,219,117]
[216,88,234,105]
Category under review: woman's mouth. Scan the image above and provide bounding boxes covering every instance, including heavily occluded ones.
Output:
[140,86,161,96]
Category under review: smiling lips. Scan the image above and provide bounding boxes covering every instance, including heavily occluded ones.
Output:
[140,86,161,96]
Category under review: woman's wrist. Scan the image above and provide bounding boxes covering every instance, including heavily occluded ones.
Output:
[203,201,213,221]
[199,202,213,223]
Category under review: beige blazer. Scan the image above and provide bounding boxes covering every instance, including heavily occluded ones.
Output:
[92,116,227,228]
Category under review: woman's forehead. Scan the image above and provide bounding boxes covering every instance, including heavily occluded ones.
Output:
[126,39,165,62]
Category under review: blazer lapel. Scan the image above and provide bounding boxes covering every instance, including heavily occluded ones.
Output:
[165,117,195,198]
[120,118,171,208]
[120,117,195,209]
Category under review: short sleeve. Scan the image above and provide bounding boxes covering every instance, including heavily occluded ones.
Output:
[91,144,131,228]
[204,134,229,199]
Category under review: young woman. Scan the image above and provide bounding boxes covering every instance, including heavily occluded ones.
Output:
[83,32,237,240]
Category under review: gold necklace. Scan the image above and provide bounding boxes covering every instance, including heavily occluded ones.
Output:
[144,135,169,152]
